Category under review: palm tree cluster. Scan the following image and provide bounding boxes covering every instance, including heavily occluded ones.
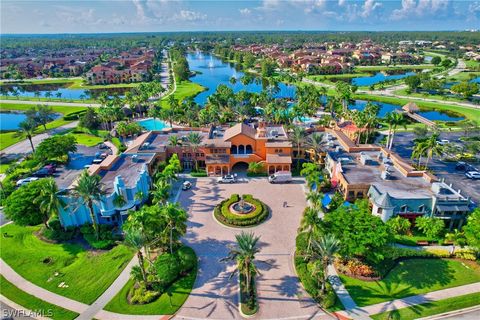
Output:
[344,102,381,145]
[411,132,444,170]
[16,104,55,152]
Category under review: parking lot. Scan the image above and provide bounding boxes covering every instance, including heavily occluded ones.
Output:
[54,144,109,189]
[392,132,480,205]
[175,177,329,320]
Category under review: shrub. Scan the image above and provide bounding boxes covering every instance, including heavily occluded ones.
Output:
[455,249,478,261]
[80,224,119,250]
[42,218,78,241]
[154,253,181,290]
[128,284,160,305]
[190,170,208,177]
[63,110,87,121]
[177,246,196,274]
[214,194,269,227]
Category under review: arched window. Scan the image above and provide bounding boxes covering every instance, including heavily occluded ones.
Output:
[238,145,245,154]
[246,145,253,154]
[230,145,238,154]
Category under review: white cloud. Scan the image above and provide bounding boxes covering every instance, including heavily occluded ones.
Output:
[338,0,346,6]
[391,0,450,20]
[174,10,206,22]
[239,8,252,16]
[360,0,382,18]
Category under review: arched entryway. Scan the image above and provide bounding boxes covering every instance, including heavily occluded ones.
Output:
[232,162,249,176]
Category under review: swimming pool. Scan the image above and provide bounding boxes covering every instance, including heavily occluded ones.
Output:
[137,118,170,131]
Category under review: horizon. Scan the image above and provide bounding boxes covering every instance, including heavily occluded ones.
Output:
[2,0,479,34]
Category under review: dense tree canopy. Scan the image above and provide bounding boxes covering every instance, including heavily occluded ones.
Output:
[35,135,77,161]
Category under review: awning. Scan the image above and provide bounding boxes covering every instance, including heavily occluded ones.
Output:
[436,204,470,212]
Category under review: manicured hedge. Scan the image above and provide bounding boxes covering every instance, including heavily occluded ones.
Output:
[214,194,269,227]
[63,110,87,121]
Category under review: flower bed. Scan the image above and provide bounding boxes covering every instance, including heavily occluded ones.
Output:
[214,194,269,227]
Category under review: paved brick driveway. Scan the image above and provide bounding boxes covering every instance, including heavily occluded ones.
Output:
[174,177,332,320]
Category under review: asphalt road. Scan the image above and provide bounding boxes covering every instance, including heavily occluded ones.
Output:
[391,131,480,205]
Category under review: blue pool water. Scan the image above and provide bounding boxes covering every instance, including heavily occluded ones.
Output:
[137,118,170,131]
[0,112,27,130]
[351,72,416,86]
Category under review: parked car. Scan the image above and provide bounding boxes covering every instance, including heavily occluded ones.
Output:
[98,143,108,149]
[33,168,53,177]
[182,181,192,190]
[438,139,450,145]
[92,159,103,164]
[465,171,480,179]
[217,174,236,184]
[43,164,56,173]
[16,177,39,187]
[268,171,292,184]
[455,162,467,171]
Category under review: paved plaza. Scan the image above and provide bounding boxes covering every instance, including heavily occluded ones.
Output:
[174,177,331,320]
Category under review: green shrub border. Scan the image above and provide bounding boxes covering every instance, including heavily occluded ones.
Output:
[214,194,269,227]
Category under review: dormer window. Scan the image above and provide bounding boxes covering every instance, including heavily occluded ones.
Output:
[418,205,425,213]
[400,205,408,213]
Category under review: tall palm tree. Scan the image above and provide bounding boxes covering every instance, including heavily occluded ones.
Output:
[187,132,203,172]
[311,234,340,294]
[124,228,149,286]
[422,133,443,169]
[152,179,171,205]
[161,203,187,254]
[298,206,323,254]
[17,118,37,152]
[222,232,261,296]
[306,133,325,164]
[71,170,106,240]
[290,126,305,171]
[34,178,64,229]
[384,112,406,150]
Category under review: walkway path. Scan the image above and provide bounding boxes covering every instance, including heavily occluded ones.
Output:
[1,120,79,155]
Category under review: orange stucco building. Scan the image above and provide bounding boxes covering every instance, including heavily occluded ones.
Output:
[125,122,292,176]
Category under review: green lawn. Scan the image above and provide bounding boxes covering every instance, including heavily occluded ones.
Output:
[340,259,480,307]
[69,133,104,147]
[394,88,470,104]
[0,77,148,90]
[164,80,205,107]
[0,163,10,173]
[104,252,197,315]
[354,94,480,124]
[0,275,79,320]
[354,65,434,72]
[0,103,87,150]
[465,60,480,70]
[371,292,480,320]
[0,224,134,304]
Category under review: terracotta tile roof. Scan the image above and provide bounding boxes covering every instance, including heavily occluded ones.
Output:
[223,123,256,141]
[265,141,292,148]
[205,155,230,164]
[266,154,292,164]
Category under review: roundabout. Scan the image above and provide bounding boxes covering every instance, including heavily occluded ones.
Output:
[214,194,269,228]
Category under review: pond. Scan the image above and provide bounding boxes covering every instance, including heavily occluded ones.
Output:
[187,52,296,105]
[0,83,128,100]
[0,111,61,131]
[186,52,463,122]
[351,72,416,86]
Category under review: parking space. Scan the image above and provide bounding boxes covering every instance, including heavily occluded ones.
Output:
[392,132,480,205]
[175,177,328,320]
[54,145,110,189]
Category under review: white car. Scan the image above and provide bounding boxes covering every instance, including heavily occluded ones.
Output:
[437,139,450,145]
[465,171,480,179]
[217,174,236,184]
[16,177,39,187]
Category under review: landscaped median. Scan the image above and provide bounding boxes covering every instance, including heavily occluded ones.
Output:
[0,224,134,304]
[104,246,197,315]
[214,194,269,228]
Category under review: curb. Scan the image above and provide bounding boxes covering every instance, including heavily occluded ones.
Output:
[416,305,480,320]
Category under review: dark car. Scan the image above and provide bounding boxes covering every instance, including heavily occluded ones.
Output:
[98,143,109,149]
[33,168,52,177]
[43,164,56,173]
[455,162,466,171]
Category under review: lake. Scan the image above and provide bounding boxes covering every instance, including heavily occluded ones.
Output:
[351,72,416,86]
[186,53,463,122]
[187,52,296,105]
[0,111,61,131]
[0,83,128,100]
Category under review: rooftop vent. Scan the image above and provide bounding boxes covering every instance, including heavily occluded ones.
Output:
[381,170,391,180]
[132,155,139,163]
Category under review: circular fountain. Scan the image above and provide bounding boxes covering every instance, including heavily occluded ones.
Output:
[230,197,255,215]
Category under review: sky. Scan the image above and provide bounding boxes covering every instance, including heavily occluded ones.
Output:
[1,0,479,34]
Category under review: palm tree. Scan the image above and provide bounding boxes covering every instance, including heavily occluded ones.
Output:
[124,228,149,286]
[152,179,171,205]
[422,133,443,169]
[306,191,324,209]
[311,234,340,295]
[17,118,37,152]
[222,232,261,296]
[248,162,263,174]
[34,178,64,229]
[445,229,467,255]
[384,112,405,150]
[306,133,325,163]
[161,203,187,254]
[298,206,323,254]
[168,134,180,147]
[71,171,106,240]
[187,132,203,172]
[290,126,305,171]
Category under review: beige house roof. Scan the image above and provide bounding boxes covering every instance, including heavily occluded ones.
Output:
[265,141,292,148]
[402,102,420,113]
[203,139,232,148]
[223,123,256,141]
[266,154,292,164]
